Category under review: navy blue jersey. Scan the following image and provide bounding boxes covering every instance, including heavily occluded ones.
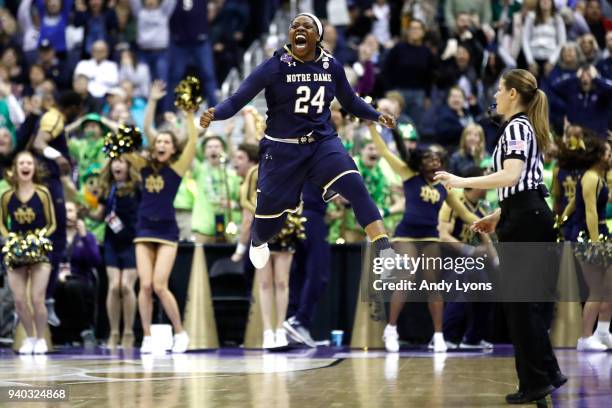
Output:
[214,45,380,139]
[439,194,486,243]
[571,171,609,241]
[557,167,579,213]
[395,175,448,239]
[0,185,57,236]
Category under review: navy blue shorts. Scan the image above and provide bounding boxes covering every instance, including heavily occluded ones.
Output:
[104,241,136,269]
[256,136,359,218]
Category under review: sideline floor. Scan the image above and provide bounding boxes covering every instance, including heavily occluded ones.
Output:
[0,346,610,407]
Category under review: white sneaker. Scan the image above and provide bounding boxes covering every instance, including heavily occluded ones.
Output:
[445,340,459,349]
[140,336,153,354]
[383,324,399,352]
[275,329,288,347]
[33,338,48,354]
[263,330,275,349]
[172,331,190,353]
[595,332,612,349]
[460,340,494,350]
[577,336,608,351]
[249,242,270,269]
[18,337,36,355]
[428,333,447,353]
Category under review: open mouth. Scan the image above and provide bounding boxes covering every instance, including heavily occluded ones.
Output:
[295,33,308,50]
[20,170,31,178]
[368,155,378,162]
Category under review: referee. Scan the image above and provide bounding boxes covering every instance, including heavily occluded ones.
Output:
[435,69,566,404]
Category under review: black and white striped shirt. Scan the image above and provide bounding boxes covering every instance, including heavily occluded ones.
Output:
[492,113,544,201]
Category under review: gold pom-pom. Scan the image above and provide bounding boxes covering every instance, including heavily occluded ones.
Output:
[271,213,307,249]
[174,76,203,111]
[103,125,143,159]
[2,229,53,269]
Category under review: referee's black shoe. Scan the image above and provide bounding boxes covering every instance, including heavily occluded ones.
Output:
[550,371,568,389]
[505,384,554,404]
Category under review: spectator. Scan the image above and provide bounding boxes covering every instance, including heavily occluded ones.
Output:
[129,0,176,85]
[65,113,112,185]
[497,0,537,68]
[1,46,26,85]
[54,201,101,345]
[119,79,146,130]
[368,0,391,47]
[74,40,119,98]
[597,31,612,79]
[444,0,492,33]
[209,0,250,82]
[17,0,41,65]
[73,0,119,57]
[433,86,479,150]
[0,80,25,137]
[345,2,373,44]
[36,0,73,54]
[559,6,590,41]
[552,65,612,138]
[480,48,507,109]
[191,135,241,243]
[118,49,150,99]
[24,64,46,97]
[579,33,602,65]
[354,36,377,96]
[437,45,480,102]
[72,73,103,113]
[382,19,435,130]
[522,0,566,79]
[442,11,487,74]
[584,0,607,49]
[546,42,583,132]
[37,39,70,90]
[168,0,218,109]
[448,123,489,176]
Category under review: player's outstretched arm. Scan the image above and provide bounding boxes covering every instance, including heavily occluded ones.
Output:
[206,58,276,123]
[334,62,396,129]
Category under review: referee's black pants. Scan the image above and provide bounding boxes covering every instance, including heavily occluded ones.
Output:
[496,191,562,391]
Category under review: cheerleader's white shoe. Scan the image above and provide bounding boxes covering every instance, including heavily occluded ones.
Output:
[249,242,270,269]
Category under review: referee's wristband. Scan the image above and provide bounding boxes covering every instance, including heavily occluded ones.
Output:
[235,243,247,255]
[43,146,62,160]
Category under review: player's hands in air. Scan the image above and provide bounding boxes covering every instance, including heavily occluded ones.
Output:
[378,113,396,129]
[199,107,215,128]
[434,171,465,189]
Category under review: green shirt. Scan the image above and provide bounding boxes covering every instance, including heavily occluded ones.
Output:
[191,161,241,236]
[68,137,106,185]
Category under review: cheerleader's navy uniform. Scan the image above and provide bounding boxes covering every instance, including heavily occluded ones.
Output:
[0,185,57,266]
[570,171,609,241]
[394,175,447,241]
[134,165,183,246]
[556,167,580,239]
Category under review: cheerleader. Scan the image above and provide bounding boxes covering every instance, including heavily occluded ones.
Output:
[562,136,612,351]
[551,125,585,239]
[369,124,479,352]
[0,151,56,354]
[125,108,198,354]
[89,155,141,349]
